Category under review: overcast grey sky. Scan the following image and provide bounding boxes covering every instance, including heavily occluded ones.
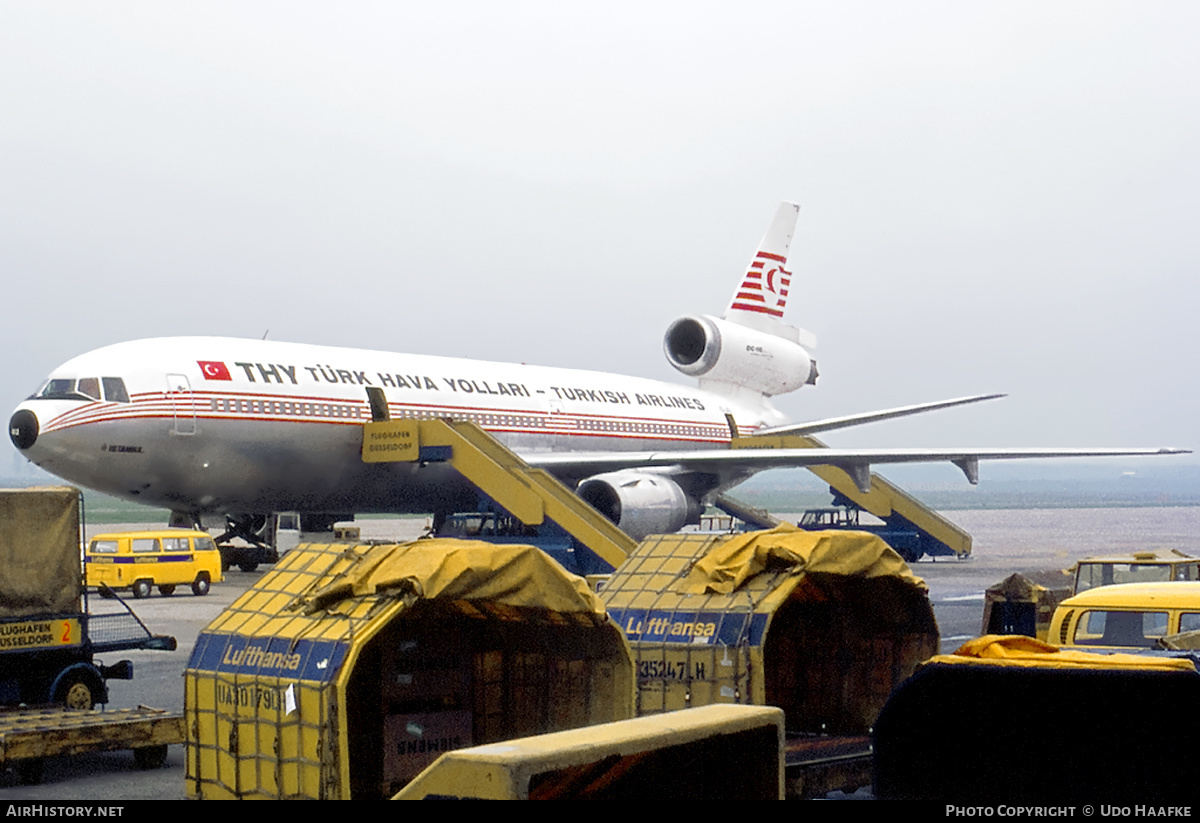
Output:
[3,2,1197,479]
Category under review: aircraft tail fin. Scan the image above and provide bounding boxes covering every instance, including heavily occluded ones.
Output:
[725,201,800,322]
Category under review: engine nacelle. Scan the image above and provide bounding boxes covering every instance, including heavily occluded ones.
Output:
[663,314,816,397]
[577,471,699,541]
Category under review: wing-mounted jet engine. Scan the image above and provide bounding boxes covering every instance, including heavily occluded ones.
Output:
[576,470,703,541]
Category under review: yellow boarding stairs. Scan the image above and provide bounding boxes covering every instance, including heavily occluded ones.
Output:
[362,418,637,571]
[730,432,972,560]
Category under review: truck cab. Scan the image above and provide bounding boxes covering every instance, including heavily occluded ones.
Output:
[1072,549,1200,594]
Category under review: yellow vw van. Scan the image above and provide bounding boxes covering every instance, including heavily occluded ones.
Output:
[1048,581,1200,650]
[86,529,223,598]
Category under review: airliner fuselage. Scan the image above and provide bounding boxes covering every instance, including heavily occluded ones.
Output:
[10,336,780,521]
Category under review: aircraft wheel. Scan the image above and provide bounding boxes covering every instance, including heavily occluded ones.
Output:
[158,584,176,596]
[131,579,152,599]
[56,673,98,711]
[192,574,211,596]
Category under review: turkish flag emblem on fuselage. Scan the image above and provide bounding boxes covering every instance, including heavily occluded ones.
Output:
[198,361,232,381]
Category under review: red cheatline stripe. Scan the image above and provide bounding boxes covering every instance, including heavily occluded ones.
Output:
[757,251,786,262]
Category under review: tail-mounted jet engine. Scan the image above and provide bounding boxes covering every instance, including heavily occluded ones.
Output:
[577,471,701,541]
[664,314,817,397]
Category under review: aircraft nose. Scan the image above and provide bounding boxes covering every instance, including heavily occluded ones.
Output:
[9,408,39,450]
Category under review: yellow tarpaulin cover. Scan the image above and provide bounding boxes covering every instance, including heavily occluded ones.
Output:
[932,634,1196,672]
[679,524,927,596]
[301,539,606,616]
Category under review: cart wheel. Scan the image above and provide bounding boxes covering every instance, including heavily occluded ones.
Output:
[131,579,152,599]
[56,673,97,710]
[238,561,259,573]
[133,744,169,770]
[158,584,176,596]
[191,573,211,596]
[16,758,44,785]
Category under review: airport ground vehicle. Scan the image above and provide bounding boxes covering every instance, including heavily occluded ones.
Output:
[1047,581,1200,649]
[0,486,176,709]
[86,528,223,597]
[209,511,306,572]
[1072,548,1200,593]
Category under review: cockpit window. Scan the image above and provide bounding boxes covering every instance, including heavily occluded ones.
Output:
[36,379,93,401]
[34,376,130,403]
[39,379,77,398]
[102,377,130,403]
[77,377,101,400]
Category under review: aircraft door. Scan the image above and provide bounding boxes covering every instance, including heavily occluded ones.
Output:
[167,373,197,435]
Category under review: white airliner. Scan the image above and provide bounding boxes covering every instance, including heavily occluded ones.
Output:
[8,203,1187,542]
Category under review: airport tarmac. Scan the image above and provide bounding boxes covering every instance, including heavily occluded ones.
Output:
[3,506,1197,800]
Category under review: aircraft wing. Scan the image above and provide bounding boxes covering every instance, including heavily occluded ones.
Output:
[526,446,1191,494]
[754,393,1006,437]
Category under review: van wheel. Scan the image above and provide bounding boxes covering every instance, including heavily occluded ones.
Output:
[191,574,211,596]
[158,584,176,596]
[131,579,152,599]
[238,561,259,573]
